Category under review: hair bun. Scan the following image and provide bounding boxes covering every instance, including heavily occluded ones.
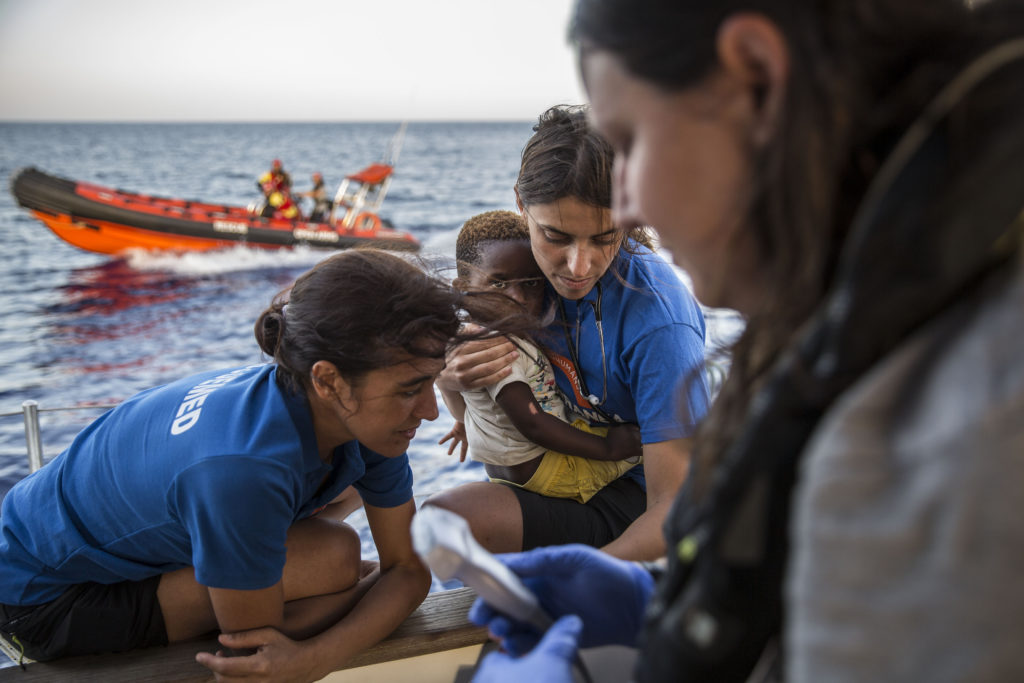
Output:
[534,104,588,133]
[254,304,286,356]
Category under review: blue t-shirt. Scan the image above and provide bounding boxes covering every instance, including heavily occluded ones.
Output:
[0,364,413,606]
[540,246,710,484]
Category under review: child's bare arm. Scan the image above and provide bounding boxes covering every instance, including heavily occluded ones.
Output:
[495,382,641,461]
[438,421,469,462]
[437,389,470,461]
[439,386,467,421]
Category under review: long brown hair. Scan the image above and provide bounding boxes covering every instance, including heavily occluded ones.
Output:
[571,0,1024,479]
[516,104,655,251]
[255,249,464,393]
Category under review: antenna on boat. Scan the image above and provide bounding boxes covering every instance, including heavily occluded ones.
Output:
[329,122,406,230]
[385,121,408,167]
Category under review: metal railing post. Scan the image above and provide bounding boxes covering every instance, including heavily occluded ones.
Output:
[22,400,43,473]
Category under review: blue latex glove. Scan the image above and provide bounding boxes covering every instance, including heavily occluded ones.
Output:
[469,544,655,656]
[472,614,582,683]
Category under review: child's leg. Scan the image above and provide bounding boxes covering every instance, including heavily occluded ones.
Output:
[523,421,641,503]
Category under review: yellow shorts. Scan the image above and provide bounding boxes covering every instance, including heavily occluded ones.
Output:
[491,420,642,504]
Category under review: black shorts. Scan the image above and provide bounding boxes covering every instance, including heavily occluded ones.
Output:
[507,475,647,549]
[0,576,168,662]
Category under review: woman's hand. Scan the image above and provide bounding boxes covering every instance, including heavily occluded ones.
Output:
[196,628,323,683]
[472,615,582,683]
[439,421,469,462]
[468,544,654,655]
[439,328,518,393]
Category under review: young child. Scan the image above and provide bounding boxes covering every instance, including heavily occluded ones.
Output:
[439,210,642,504]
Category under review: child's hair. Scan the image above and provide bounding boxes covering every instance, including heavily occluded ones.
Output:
[452,209,555,343]
[255,249,463,392]
[455,209,530,279]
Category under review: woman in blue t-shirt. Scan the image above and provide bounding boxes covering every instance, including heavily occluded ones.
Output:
[0,249,461,680]
[429,105,710,561]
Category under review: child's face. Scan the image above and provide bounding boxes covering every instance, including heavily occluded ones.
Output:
[463,240,546,317]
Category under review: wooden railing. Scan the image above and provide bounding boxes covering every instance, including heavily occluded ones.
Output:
[0,587,487,682]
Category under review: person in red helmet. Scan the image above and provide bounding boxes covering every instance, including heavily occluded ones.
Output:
[257,160,298,219]
[269,159,292,193]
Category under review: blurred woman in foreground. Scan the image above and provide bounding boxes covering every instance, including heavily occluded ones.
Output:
[470,1,1024,681]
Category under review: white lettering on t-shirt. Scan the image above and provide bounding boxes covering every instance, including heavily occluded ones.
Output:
[169,366,254,436]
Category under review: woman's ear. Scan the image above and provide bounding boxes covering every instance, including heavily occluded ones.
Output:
[312,361,359,412]
[716,13,789,147]
[310,360,336,400]
[514,187,525,214]
[311,360,344,399]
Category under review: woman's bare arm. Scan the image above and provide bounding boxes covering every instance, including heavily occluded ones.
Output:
[207,583,285,636]
[197,500,430,682]
[601,437,692,561]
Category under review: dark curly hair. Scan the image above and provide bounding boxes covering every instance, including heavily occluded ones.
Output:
[454,210,530,279]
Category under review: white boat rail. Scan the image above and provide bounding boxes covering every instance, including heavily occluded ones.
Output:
[1,400,118,473]
[329,122,407,229]
[3,356,729,475]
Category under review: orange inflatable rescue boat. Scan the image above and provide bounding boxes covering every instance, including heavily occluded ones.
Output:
[9,160,419,255]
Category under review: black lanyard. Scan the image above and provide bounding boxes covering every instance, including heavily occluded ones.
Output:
[555,281,614,423]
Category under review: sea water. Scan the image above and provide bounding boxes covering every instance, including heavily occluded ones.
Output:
[0,122,742,580]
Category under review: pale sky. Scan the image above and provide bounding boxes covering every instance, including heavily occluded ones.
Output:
[0,0,586,121]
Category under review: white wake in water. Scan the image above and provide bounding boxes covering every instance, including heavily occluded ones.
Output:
[120,229,463,277]
[123,244,333,275]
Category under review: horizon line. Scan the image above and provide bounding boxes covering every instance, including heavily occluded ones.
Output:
[0,118,536,125]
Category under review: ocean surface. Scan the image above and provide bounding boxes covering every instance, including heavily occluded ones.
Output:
[0,122,741,578]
